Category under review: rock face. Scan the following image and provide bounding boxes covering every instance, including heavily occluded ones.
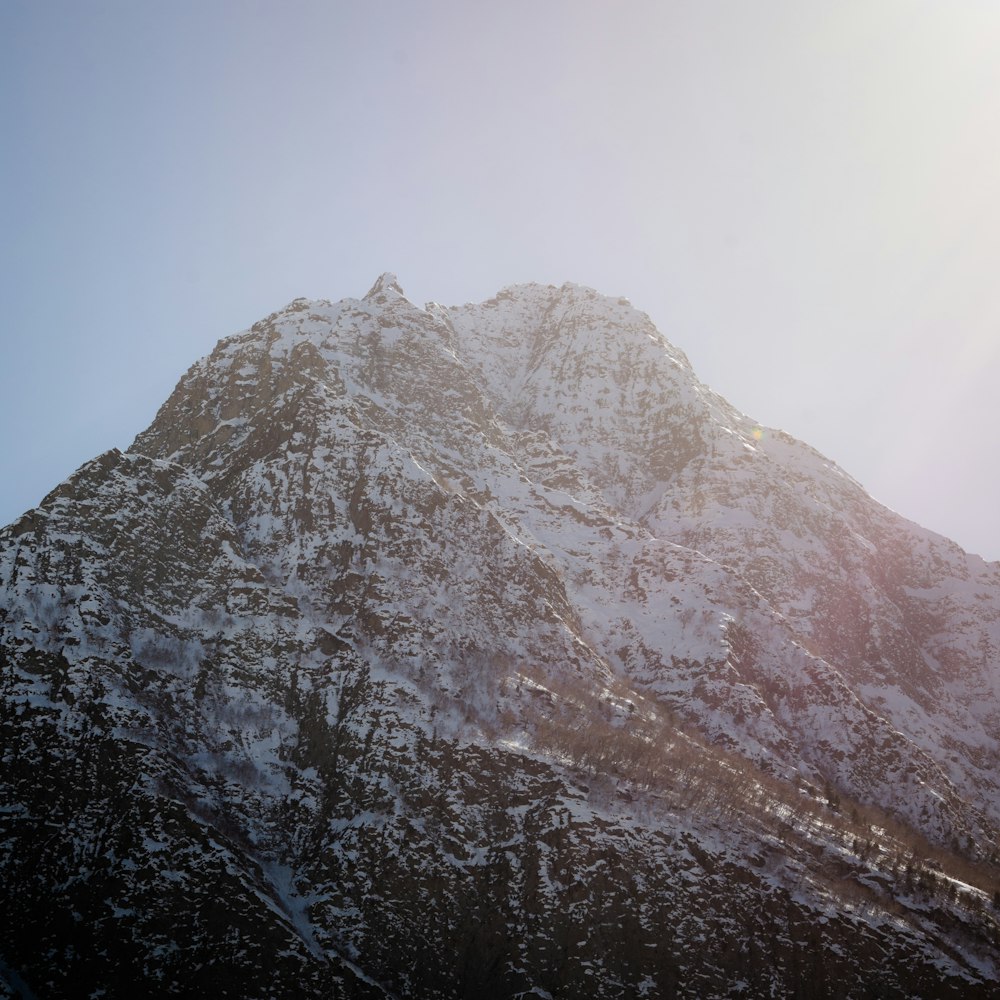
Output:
[2,275,1000,997]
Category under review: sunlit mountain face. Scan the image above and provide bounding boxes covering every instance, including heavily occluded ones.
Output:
[2,274,999,998]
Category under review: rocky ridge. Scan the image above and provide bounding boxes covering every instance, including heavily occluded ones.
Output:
[2,274,999,997]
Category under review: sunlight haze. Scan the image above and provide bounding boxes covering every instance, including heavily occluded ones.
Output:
[2,0,998,558]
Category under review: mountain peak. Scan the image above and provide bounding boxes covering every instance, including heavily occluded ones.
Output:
[5,274,1000,996]
[363,271,407,301]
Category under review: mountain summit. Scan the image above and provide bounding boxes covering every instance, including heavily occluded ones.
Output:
[364,271,407,301]
[2,277,999,997]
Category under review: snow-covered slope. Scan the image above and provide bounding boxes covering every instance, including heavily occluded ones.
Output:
[2,274,999,997]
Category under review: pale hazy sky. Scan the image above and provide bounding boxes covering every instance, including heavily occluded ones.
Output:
[2,1,999,559]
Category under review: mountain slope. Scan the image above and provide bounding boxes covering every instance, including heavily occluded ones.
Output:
[2,274,999,997]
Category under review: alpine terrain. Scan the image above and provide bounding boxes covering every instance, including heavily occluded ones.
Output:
[2,274,1000,998]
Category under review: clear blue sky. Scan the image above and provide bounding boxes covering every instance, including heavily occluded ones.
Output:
[3,1,999,559]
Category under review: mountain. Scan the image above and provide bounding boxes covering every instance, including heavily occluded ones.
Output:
[2,274,999,998]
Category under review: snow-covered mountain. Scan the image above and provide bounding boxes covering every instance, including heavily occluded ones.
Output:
[2,274,999,997]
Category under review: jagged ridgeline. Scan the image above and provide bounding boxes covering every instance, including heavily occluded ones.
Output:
[2,274,1000,997]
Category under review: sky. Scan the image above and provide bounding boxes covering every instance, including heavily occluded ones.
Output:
[2,0,999,560]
